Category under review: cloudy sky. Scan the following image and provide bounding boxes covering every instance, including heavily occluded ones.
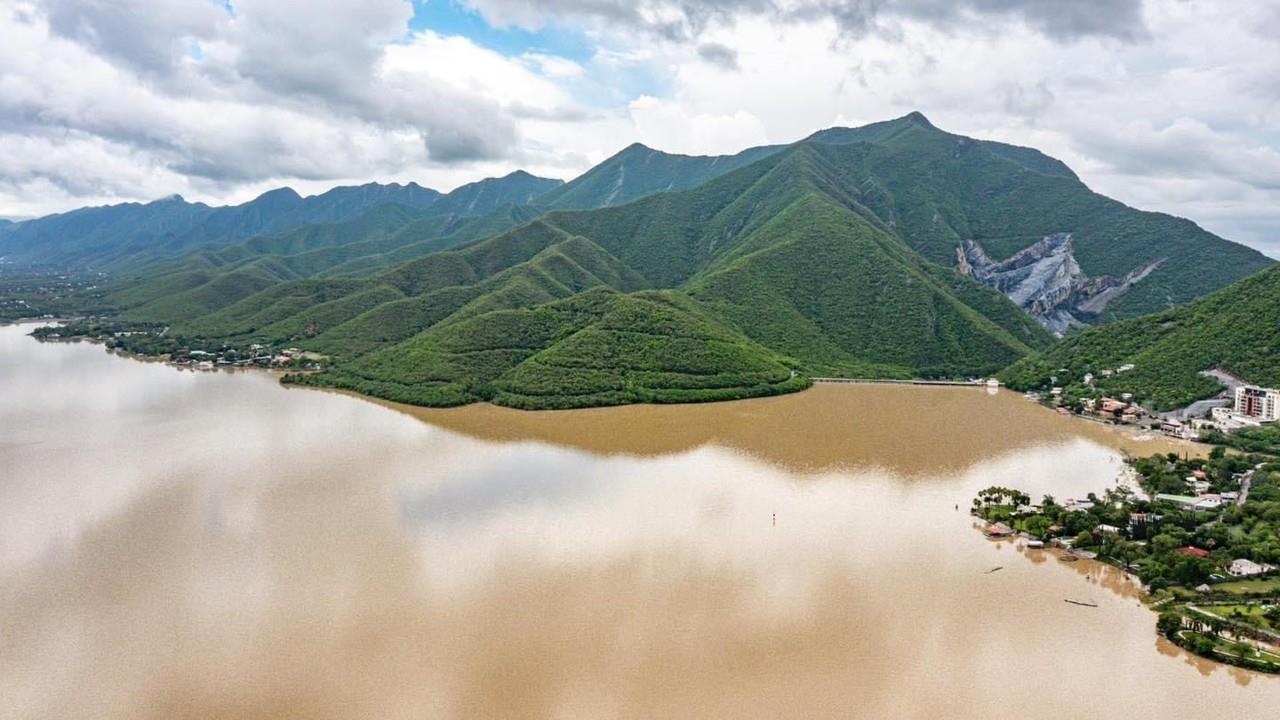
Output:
[2,0,1278,256]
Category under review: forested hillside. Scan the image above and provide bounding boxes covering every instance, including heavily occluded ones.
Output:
[0,182,446,270]
[9,112,1273,410]
[1000,265,1280,411]
[101,134,1059,408]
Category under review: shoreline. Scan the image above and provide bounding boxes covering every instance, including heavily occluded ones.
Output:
[977,523,1280,676]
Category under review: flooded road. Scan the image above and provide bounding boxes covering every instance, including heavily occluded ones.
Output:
[1,323,1273,719]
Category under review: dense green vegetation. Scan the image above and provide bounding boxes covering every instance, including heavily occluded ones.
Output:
[1201,425,1280,457]
[1000,265,1280,411]
[0,270,111,321]
[286,288,809,409]
[264,140,1052,405]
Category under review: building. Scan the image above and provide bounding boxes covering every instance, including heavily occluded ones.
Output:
[1233,385,1280,422]
[1229,558,1273,577]
[1155,494,1202,510]
[1101,398,1127,413]
[1193,494,1222,511]
[1160,418,1196,440]
[1177,546,1211,559]
[1210,406,1262,430]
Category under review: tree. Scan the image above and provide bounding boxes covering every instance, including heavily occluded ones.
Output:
[1264,605,1280,626]
[1172,556,1212,586]
[1157,612,1183,639]
[1151,533,1179,556]
[1024,515,1053,539]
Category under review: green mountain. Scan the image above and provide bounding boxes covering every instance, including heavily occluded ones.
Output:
[537,141,784,210]
[291,287,808,409]
[19,112,1273,411]
[0,175,560,274]
[0,182,443,271]
[136,127,1064,408]
[426,170,561,215]
[100,175,560,322]
[1000,265,1280,411]
[801,112,1272,325]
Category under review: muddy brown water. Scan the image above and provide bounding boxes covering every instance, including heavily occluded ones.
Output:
[1,323,1274,719]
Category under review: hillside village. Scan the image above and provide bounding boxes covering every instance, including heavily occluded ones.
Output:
[1025,359,1279,450]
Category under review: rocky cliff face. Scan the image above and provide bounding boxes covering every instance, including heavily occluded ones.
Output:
[957,233,1164,335]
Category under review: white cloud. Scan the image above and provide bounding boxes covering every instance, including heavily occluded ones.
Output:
[1,0,1278,260]
[628,95,768,155]
[0,1,601,212]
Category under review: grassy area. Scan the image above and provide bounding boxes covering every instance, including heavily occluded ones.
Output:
[1207,637,1280,664]
[1210,577,1280,596]
[1202,604,1278,631]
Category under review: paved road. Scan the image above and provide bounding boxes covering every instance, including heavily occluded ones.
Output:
[1237,465,1264,507]
[1159,369,1243,420]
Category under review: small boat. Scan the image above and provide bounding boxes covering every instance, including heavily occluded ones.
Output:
[984,566,1003,574]
[1025,540,1045,549]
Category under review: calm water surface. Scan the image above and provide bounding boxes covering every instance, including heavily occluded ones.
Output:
[1,322,1276,719]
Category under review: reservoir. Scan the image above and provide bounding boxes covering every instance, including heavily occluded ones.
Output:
[1,322,1276,719]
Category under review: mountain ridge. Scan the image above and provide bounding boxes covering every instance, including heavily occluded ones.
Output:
[5,112,1274,411]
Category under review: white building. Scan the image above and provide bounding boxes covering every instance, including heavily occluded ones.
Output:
[1229,558,1273,577]
[1210,406,1263,430]
[1233,385,1280,422]
[1193,494,1223,511]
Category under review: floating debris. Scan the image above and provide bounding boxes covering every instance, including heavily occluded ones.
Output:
[1064,599,1098,608]
[984,566,1003,574]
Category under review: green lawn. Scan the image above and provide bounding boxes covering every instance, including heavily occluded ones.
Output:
[1211,577,1280,595]
[1203,604,1277,631]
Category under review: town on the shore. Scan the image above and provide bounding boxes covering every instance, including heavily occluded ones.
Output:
[1026,362,1279,441]
[973,443,1280,673]
[30,321,326,371]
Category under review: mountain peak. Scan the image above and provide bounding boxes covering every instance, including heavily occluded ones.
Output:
[620,142,657,155]
[901,110,934,128]
[254,187,302,203]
